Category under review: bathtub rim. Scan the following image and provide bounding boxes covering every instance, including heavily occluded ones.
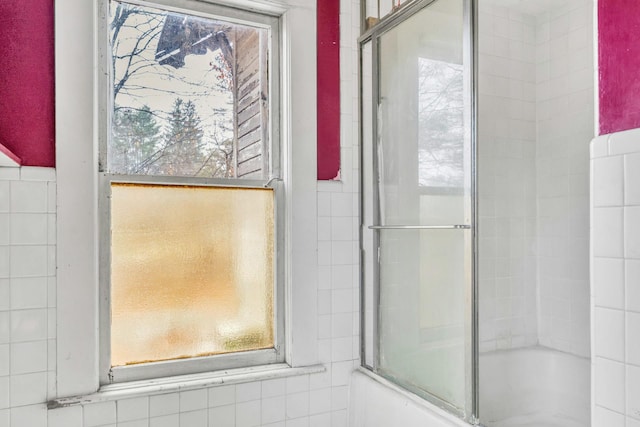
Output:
[352,367,473,426]
[478,345,591,426]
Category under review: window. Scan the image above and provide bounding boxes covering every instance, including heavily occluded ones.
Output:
[100,0,283,384]
[56,0,317,397]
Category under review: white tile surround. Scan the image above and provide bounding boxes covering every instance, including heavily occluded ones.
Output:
[591,129,640,427]
[535,0,593,356]
[478,0,593,356]
[478,1,539,352]
[0,1,361,426]
[0,166,57,427]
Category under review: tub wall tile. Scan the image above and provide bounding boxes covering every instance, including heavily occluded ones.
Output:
[627,365,640,422]
[593,156,624,207]
[627,260,640,313]
[625,152,640,205]
[478,2,539,352]
[628,417,640,427]
[627,312,640,368]
[592,134,640,425]
[479,0,593,357]
[594,307,624,361]
[593,258,624,309]
[535,2,593,357]
[0,168,57,424]
[594,406,625,426]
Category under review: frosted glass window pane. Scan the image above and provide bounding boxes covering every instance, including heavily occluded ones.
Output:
[110,183,274,367]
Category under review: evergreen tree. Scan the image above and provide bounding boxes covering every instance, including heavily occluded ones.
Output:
[154,98,205,176]
[111,105,161,174]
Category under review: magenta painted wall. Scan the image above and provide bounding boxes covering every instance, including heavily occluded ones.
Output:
[598,0,640,135]
[0,2,55,167]
[0,1,340,174]
[317,0,341,180]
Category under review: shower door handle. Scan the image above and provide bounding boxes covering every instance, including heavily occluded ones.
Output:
[368,225,471,230]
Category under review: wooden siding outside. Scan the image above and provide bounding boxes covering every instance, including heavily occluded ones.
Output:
[233,28,268,179]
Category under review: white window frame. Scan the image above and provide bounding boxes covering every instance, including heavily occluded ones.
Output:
[98,0,285,385]
[56,0,318,398]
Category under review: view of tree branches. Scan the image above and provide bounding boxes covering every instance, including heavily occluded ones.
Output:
[108,1,238,178]
[418,58,464,189]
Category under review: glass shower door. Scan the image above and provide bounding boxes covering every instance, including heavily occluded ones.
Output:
[361,0,476,421]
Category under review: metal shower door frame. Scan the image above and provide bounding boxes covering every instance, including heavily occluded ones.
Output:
[358,0,480,423]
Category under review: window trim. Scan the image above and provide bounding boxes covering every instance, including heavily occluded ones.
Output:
[97,0,285,384]
[56,0,318,398]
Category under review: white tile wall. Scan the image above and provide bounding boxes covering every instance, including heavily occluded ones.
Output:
[0,167,57,427]
[591,131,640,425]
[0,167,55,427]
[478,0,593,357]
[535,0,593,357]
[478,1,539,352]
[1,1,361,426]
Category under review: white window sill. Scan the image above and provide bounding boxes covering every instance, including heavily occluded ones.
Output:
[48,363,325,409]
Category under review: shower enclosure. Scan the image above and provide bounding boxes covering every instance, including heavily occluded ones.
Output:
[359,0,593,425]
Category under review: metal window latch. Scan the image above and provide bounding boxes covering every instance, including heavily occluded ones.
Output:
[264,177,282,188]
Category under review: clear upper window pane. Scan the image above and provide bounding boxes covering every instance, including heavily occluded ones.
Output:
[418,58,464,189]
[110,183,275,367]
[108,1,270,179]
